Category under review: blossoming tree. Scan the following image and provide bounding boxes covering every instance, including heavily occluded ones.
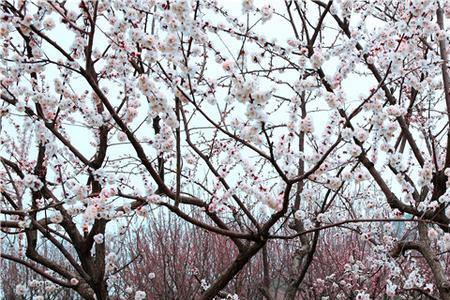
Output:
[2,0,450,299]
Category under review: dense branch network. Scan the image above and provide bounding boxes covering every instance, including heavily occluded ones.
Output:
[1,0,450,299]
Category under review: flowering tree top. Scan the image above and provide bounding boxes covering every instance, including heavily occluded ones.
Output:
[2,0,450,299]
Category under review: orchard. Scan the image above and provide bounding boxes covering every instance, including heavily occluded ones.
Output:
[2,0,450,299]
